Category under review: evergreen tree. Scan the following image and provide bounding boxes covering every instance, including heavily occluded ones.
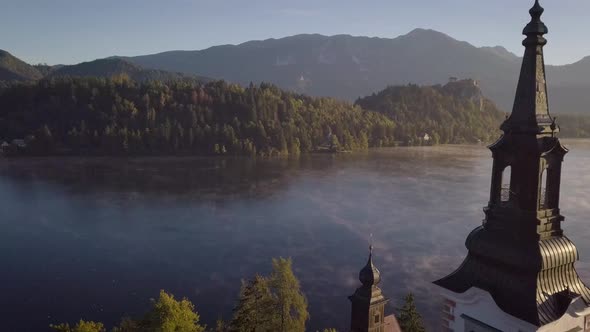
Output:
[230,275,277,332]
[396,293,426,332]
[269,258,309,332]
[230,258,309,332]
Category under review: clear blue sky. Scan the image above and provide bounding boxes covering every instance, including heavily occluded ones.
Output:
[1,0,588,66]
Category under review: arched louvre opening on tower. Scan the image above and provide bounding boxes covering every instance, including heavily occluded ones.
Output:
[540,167,548,209]
[500,165,512,203]
[433,1,590,331]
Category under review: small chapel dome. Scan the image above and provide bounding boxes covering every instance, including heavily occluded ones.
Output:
[359,245,381,287]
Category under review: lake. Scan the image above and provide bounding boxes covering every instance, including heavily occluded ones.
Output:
[2,141,590,331]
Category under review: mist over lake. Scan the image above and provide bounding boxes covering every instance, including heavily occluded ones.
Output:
[2,141,590,331]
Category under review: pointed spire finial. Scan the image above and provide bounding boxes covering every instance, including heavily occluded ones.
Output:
[523,0,548,37]
[530,0,544,19]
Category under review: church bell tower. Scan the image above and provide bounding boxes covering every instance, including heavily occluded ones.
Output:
[434,1,590,331]
[349,246,391,332]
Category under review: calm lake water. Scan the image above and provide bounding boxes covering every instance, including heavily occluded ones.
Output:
[2,141,590,331]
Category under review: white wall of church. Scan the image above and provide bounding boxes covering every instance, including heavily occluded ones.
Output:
[440,287,537,332]
[537,297,590,332]
[439,287,590,332]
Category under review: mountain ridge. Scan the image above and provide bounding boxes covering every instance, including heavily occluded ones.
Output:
[3,28,590,113]
[47,58,210,82]
[0,49,43,81]
[121,29,590,113]
[120,29,580,66]
[0,52,211,84]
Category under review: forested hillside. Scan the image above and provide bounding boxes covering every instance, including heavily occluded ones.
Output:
[0,50,209,88]
[0,77,514,157]
[47,58,208,82]
[0,50,43,81]
[555,114,590,138]
[355,80,505,144]
[0,77,397,156]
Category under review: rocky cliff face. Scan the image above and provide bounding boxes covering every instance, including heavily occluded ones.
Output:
[442,78,484,110]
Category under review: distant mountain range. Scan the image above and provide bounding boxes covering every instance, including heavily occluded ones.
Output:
[2,29,590,113]
[0,50,44,81]
[0,51,209,83]
[123,29,590,114]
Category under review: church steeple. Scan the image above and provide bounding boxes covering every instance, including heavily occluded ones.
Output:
[349,246,392,332]
[484,0,567,240]
[434,1,590,328]
[501,0,555,135]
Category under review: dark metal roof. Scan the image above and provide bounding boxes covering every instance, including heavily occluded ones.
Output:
[435,234,590,326]
[350,245,387,305]
[536,238,590,324]
[348,285,388,306]
[359,245,381,287]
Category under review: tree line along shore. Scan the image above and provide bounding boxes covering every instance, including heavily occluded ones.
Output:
[0,76,507,157]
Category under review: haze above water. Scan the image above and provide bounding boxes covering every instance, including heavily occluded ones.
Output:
[2,141,590,331]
